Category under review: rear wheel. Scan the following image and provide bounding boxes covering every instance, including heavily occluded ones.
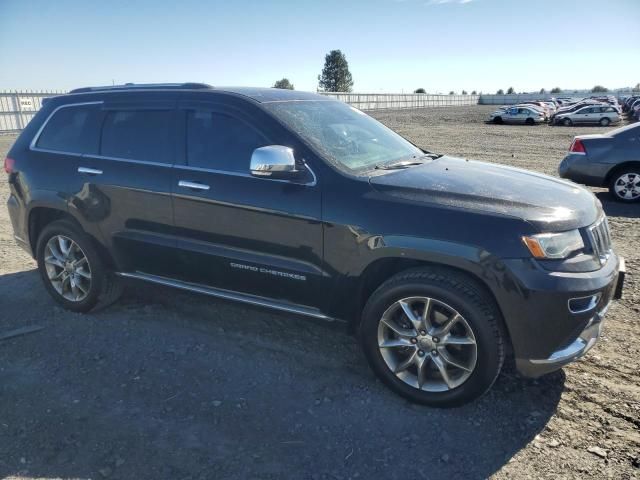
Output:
[36,220,122,312]
[599,117,611,127]
[609,169,640,203]
[360,268,505,407]
[562,118,572,126]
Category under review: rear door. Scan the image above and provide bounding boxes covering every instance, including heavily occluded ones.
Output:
[75,99,179,276]
[170,99,325,309]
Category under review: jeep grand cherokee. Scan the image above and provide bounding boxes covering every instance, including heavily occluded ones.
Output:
[5,83,625,407]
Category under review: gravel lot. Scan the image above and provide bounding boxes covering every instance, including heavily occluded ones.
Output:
[0,106,638,480]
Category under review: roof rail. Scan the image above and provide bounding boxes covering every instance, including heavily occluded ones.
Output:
[68,83,212,94]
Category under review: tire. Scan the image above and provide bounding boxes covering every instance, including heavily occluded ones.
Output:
[562,118,572,126]
[609,168,640,203]
[525,118,535,126]
[359,268,505,407]
[493,116,503,125]
[36,220,122,312]
[599,117,610,127]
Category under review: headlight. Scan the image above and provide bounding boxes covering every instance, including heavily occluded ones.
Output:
[522,230,584,259]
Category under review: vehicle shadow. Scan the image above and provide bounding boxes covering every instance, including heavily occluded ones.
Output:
[0,269,565,480]
[595,192,639,219]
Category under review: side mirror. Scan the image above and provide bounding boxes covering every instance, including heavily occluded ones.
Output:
[250,145,298,178]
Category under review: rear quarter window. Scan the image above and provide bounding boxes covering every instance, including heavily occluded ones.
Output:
[35,104,102,154]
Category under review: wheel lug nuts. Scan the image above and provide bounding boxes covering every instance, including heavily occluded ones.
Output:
[431,350,438,356]
[433,337,439,343]
[418,350,425,357]
[420,330,426,336]
[410,338,417,344]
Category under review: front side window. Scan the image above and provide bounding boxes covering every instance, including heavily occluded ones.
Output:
[100,110,172,163]
[264,100,423,172]
[186,110,267,172]
[36,104,102,154]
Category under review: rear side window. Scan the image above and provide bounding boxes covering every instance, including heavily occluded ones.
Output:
[186,110,267,172]
[36,104,102,154]
[101,110,173,163]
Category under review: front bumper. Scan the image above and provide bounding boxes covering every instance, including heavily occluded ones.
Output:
[514,256,625,378]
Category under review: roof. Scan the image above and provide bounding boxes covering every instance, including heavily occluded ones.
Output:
[213,87,329,103]
[66,83,331,103]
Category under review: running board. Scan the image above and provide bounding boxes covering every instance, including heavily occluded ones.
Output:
[115,271,338,322]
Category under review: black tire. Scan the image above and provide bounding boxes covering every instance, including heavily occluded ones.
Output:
[493,116,503,125]
[562,118,572,126]
[36,220,122,312]
[525,117,535,126]
[599,117,610,127]
[608,168,640,203]
[359,268,505,407]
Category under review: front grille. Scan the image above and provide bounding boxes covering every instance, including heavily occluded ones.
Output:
[586,216,612,264]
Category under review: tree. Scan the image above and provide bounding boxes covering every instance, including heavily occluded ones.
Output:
[550,87,562,94]
[318,50,354,92]
[461,90,468,95]
[414,88,426,94]
[507,87,515,94]
[539,88,546,94]
[471,90,477,95]
[273,78,294,90]
[496,89,504,95]
[449,91,455,95]
[632,83,640,92]
[591,85,608,93]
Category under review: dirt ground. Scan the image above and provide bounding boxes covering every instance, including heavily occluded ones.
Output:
[0,106,638,480]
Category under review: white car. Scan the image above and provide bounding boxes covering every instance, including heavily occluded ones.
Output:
[553,105,621,126]
[487,106,546,125]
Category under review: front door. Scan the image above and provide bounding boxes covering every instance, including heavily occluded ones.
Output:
[170,101,325,309]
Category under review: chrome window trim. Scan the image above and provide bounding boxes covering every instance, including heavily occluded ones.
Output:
[173,161,318,187]
[29,101,104,151]
[81,153,173,168]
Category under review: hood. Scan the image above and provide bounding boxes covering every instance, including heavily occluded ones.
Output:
[369,156,601,231]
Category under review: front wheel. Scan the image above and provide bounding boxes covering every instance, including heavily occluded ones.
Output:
[360,268,505,407]
[599,117,611,127]
[525,118,535,126]
[562,118,572,126]
[36,220,122,312]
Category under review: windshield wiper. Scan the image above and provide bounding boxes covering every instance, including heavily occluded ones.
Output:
[375,160,425,170]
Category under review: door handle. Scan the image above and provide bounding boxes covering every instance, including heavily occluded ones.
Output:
[78,167,103,175]
[178,180,210,191]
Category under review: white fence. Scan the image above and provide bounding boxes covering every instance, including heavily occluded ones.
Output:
[479,91,636,105]
[319,93,480,110]
[0,91,65,133]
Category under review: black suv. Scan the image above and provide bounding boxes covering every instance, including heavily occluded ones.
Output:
[5,84,625,407]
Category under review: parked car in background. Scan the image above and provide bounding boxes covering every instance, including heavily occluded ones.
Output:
[559,123,640,202]
[553,105,621,126]
[487,106,546,125]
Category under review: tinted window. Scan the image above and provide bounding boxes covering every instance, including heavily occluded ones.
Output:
[36,104,102,154]
[101,110,173,163]
[186,110,267,172]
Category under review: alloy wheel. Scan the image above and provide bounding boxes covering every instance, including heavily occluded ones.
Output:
[44,235,92,302]
[377,296,477,392]
[614,173,640,200]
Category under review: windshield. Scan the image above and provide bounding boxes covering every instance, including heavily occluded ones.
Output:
[264,100,423,172]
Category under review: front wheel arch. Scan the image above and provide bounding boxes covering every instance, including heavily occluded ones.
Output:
[355,260,512,353]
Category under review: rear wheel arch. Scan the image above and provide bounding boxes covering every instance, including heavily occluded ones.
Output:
[28,207,114,268]
[605,161,640,185]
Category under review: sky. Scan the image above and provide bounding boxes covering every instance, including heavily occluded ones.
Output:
[1,0,639,94]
